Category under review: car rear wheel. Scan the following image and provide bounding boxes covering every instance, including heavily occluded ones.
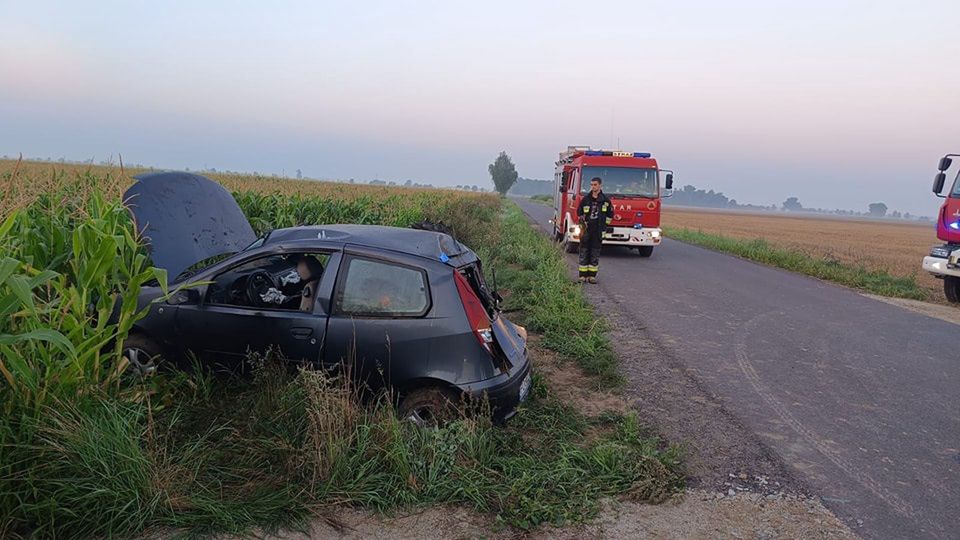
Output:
[398,387,460,427]
[945,276,960,303]
[121,333,164,379]
[637,246,654,257]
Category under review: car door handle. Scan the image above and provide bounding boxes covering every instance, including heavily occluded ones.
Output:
[290,327,313,339]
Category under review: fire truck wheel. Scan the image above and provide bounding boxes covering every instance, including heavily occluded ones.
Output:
[945,276,960,303]
[564,239,578,253]
[637,246,654,257]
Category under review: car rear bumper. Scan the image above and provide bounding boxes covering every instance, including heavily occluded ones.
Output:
[457,356,532,422]
[923,256,960,278]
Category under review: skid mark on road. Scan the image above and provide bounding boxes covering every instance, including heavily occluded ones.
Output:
[734,311,940,536]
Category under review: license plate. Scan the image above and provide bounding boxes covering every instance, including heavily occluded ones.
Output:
[518,373,532,402]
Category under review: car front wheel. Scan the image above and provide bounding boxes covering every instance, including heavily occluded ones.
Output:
[637,246,654,257]
[121,333,164,379]
[398,387,460,427]
[945,276,960,303]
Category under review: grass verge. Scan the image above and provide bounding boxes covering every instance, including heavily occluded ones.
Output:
[481,203,623,387]
[529,194,553,205]
[664,226,928,300]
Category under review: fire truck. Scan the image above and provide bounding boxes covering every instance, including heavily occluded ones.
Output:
[551,146,673,257]
[923,153,960,303]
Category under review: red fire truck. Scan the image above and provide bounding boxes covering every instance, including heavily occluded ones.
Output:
[922,153,960,303]
[551,146,673,257]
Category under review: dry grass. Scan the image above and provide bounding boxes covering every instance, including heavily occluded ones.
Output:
[662,207,944,302]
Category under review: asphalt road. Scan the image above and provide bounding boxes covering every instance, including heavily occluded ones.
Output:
[516,198,959,540]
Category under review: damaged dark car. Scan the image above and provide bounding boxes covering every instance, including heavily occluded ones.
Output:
[121,172,532,424]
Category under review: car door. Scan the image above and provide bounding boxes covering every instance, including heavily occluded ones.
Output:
[324,248,441,391]
[174,250,340,371]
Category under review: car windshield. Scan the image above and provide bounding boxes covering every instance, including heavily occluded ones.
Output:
[952,171,960,197]
[581,166,658,197]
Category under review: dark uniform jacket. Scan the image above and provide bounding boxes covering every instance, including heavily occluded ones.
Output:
[576,191,614,243]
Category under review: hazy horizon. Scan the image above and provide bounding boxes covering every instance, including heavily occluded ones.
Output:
[2,0,958,216]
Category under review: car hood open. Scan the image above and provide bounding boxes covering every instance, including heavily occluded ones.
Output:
[123,172,256,280]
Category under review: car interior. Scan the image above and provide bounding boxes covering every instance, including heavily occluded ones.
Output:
[206,252,329,311]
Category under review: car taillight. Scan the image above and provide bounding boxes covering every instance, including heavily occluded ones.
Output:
[454,271,493,353]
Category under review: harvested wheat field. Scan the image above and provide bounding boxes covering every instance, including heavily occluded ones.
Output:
[662,206,945,303]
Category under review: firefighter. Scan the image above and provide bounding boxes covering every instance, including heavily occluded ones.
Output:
[577,176,613,283]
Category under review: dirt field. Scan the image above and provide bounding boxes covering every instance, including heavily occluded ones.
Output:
[661,207,944,302]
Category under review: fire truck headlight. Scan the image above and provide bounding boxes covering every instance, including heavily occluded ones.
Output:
[570,224,581,236]
[650,230,661,238]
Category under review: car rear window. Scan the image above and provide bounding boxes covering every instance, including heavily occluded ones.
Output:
[337,257,429,317]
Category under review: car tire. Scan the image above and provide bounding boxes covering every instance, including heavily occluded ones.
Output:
[945,276,960,304]
[121,333,164,379]
[637,246,654,257]
[398,386,461,427]
[564,239,578,253]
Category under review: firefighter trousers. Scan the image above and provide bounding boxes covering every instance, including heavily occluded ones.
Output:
[578,239,601,277]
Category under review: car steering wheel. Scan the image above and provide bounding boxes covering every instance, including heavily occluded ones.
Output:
[245,270,280,307]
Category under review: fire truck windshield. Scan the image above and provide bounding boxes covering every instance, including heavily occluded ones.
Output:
[952,171,960,197]
[581,167,658,198]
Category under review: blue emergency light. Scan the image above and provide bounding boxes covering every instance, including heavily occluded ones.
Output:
[950,222,960,230]
[584,150,652,158]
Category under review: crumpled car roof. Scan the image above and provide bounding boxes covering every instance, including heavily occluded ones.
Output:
[123,172,256,280]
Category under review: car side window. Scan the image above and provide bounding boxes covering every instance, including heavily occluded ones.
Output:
[336,257,429,317]
[206,252,329,312]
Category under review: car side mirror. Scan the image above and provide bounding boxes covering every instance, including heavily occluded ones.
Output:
[665,173,674,190]
[167,288,200,305]
[933,172,947,196]
[938,157,953,171]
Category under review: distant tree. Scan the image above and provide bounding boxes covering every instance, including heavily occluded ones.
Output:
[296,168,302,179]
[904,212,913,220]
[782,197,803,211]
[471,185,479,192]
[404,179,413,187]
[868,202,888,217]
[891,210,902,219]
[488,151,518,195]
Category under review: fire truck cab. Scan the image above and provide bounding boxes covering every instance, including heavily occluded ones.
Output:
[551,146,673,257]
[923,153,960,303]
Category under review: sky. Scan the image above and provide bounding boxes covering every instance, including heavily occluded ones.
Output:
[1,0,958,216]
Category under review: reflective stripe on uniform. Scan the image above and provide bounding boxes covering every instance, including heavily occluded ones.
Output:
[605,218,612,224]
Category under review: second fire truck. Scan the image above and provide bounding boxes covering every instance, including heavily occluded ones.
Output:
[551,146,674,257]
[923,153,960,303]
